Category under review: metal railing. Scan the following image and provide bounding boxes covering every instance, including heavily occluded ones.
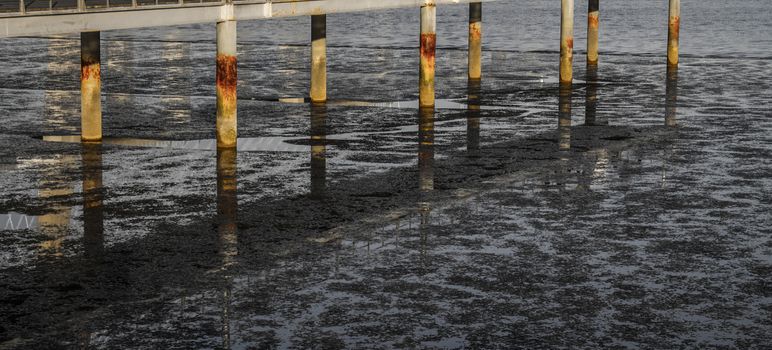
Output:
[1,0,247,15]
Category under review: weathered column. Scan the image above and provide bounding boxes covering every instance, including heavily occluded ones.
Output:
[467,79,481,153]
[587,0,599,65]
[310,15,327,103]
[82,143,103,258]
[81,31,102,142]
[559,85,572,151]
[216,19,238,149]
[665,66,678,126]
[560,0,574,84]
[419,1,437,107]
[667,0,680,67]
[310,104,327,198]
[584,64,598,125]
[468,2,482,80]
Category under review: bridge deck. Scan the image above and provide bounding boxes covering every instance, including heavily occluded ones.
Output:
[1,0,486,38]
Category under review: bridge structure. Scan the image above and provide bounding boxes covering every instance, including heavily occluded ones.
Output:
[0,0,681,147]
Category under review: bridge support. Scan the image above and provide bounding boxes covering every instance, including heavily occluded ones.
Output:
[216,20,238,149]
[419,1,436,108]
[310,15,327,103]
[81,31,102,142]
[667,0,680,67]
[587,0,599,66]
[468,2,482,80]
[560,0,574,85]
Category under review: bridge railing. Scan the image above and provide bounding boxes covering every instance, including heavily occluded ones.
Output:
[1,0,258,15]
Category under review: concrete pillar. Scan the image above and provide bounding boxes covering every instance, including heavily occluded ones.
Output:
[310,104,327,198]
[467,79,481,153]
[310,15,327,103]
[667,0,680,67]
[665,66,678,126]
[419,1,437,107]
[468,2,482,80]
[560,0,574,85]
[418,107,435,192]
[217,148,237,266]
[81,31,102,142]
[587,0,599,65]
[584,64,598,126]
[559,85,572,151]
[216,20,238,149]
[82,143,103,258]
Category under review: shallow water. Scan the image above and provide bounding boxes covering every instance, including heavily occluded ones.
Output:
[1,0,771,348]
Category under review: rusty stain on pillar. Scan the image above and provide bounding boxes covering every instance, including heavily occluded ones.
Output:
[560,0,574,84]
[467,79,481,153]
[216,19,238,149]
[667,0,680,67]
[559,85,572,151]
[310,14,327,103]
[82,143,103,258]
[665,66,678,126]
[587,0,599,65]
[468,2,482,80]
[81,31,102,142]
[310,103,327,198]
[419,1,437,108]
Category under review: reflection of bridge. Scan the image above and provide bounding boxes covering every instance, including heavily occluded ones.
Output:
[1,0,682,149]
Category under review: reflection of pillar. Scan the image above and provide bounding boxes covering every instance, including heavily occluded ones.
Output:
[216,147,237,350]
[559,85,572,151]
[466,79,481,153]
[216,19,238,149]
[419,1,437,107]
[586,0,599,66]
[418,107,435,193]
[38,156,76,256]
[82,143,104,258]
[665,66,678,127]
[667,0,680,67]
[217,148,238,268]
[468,2,482,80]
[310,104,327,198]
[310,15,327,103]
[584,63,598,126]
[559,0,574,85]
[81,31,102,142]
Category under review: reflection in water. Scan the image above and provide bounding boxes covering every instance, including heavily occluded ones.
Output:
[467,79,481,154]
[666,66,678,127]
[584,64,606,126]
[216,148,237,350]
[418,107,434,256]
[160,38,193,123]
[38,155,75,256]
[310,104,327,199]
[82,143,104,258]
[559,84,572,151]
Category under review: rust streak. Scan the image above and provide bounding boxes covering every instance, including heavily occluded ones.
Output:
[469,24,481,40]
[566,37,574,50]
[669,16,680,38]
[588,16,599,29]
[216,54,237,101]
[81,63,100,81]
[420,33,436,62]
